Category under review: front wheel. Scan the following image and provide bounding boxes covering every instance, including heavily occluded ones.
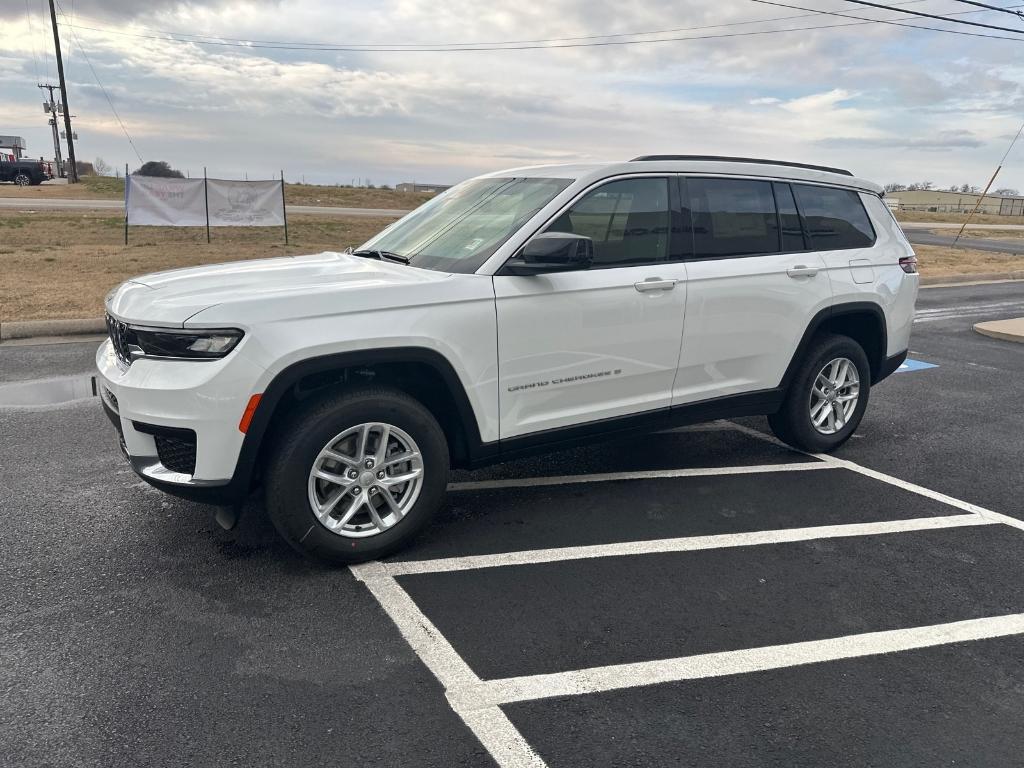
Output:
[768,333,871,453]
[264,387,450,565]
[14,172,31,187]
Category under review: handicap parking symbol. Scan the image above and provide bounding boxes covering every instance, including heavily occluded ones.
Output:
[896,358,938,373]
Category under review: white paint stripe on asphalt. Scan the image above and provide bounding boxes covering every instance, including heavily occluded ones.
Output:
[385,515,991,576]
[722,421,1024,532]
[350,561,547,768]
[915,301,1024,315]
[451,613,1024,711]
[446,461,832,492]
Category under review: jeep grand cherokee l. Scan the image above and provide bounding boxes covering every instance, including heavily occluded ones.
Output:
[98,156,918,563]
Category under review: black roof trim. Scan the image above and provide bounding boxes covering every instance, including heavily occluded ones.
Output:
[630,155,854,177]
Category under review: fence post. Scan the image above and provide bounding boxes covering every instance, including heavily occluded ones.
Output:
[203,167,211,244]
[124,163,129,245]
[281,170,289,245]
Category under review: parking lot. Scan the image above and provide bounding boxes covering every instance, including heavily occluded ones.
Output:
[3,281,1024,767]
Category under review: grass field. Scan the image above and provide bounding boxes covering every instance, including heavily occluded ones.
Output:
[895,210,1024,227]
[0,175,435,209]
[2,208,1023,322]
[0,211,391,321]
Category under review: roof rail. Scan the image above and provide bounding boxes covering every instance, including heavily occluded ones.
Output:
[630,155,854,177]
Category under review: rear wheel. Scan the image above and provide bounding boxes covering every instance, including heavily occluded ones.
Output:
[264,387,449,564]
[768,333,871,453]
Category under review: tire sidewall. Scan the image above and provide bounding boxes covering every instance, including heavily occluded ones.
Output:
[787,336,871,452]
[265,390,449,564]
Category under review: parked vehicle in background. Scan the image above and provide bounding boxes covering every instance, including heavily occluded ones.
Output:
[0,155,53,185]
[97,155,919,564]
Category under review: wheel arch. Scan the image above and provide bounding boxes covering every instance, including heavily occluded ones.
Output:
[780,302,888,392]
[229,347,488,499]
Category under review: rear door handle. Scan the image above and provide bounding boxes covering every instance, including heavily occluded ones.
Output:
[786,265,819,278]
[634,278,677,292]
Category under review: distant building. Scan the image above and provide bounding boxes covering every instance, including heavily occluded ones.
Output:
[887,189,1023,217]
[396,182,451,194]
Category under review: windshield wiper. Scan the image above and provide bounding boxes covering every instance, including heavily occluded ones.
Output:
[351,249,411,265]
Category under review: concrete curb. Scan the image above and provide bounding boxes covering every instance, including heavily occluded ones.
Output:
[974,317,1024,344]
[920,271,1024,286]
[0,317,106,341]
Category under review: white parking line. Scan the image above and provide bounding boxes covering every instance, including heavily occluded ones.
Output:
[451,613,1024,711]
[354,419,1024,768]
[385,514,991,576]
[351,561,547,768]
[447,461,831,492]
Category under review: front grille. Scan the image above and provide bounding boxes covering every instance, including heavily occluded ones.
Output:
[154,432,197,475]
[105,314,134,367]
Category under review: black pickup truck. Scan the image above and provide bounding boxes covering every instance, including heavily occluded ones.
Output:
[0,156,53,186]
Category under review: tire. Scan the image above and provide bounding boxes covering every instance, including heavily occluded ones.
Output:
[14,172,31,187]
[264,386,449,565]
[768,333,871,453]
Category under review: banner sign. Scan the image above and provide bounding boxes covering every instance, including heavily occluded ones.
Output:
[126,176,285,227]
[126,176,207,226]
[206,179,285,227]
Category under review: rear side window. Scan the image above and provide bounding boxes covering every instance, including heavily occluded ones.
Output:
[688,178,779,258]
[793,184,875,250]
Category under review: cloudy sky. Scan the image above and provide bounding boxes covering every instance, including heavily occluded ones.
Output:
[2,0,1022,188]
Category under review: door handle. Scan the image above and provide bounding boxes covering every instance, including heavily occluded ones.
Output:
[634,278,677,292]
[786,265,819,278]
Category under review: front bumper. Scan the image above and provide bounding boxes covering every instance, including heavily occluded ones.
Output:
[96,338,266,504]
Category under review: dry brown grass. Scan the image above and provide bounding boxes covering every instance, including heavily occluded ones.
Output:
[0,175,433,209]
[4,210,1023,321]
[895,210,1024,227]
[913,244,1024,279]
[926,229,1024,241]
[0,211,391,321]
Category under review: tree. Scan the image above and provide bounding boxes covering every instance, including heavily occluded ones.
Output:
[995,187,1020,196]
[133,160,184,178]
[907,181,934,191]
[883,183,906,193]
[75,160,96,176]
[93,157,112,176]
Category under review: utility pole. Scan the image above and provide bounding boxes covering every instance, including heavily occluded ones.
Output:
[47,0,78,182]
[38,84,65,177]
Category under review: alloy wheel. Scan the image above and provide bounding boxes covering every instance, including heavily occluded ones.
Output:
[808,357,860,435]
[307,422,424,538]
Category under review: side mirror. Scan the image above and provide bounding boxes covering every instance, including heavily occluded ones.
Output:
[502,232,594,275]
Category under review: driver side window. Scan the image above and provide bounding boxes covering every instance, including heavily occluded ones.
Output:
[545,178,670,268]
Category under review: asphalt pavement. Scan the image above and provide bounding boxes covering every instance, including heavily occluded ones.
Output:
[2,280,1023,767]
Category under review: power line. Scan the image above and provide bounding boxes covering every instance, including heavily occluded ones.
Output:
[947,0,1024,20]
[840,0,1024,33]
[24,0,40,82]
[59,6,1024,53]
[55,0,143,163]
[53,0,936,49]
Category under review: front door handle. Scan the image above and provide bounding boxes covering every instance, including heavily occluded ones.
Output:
[634,278,677,292]
[786,265,819,278]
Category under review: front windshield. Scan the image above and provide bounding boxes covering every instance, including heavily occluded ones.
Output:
[358,176,573,273]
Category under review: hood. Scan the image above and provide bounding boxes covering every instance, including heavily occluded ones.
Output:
[105,251,452,326]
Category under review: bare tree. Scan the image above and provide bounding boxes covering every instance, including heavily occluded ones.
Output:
[93,156,112,176]
[995,187,1020,196]
[883,183,906,193]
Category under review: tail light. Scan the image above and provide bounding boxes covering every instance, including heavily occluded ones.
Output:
[899,255,918,274]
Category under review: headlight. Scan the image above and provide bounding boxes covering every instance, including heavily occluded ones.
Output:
[130,327,244,360]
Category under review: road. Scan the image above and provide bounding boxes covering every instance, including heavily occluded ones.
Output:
[905,230,1024,254]
[0,196,409,218]
[2,280,1023,768]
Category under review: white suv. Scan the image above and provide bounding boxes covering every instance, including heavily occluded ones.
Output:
[98,156,919,563]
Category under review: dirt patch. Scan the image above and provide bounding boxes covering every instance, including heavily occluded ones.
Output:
[0,211,391,321]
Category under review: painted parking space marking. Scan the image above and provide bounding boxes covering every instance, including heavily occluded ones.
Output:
[354,418,1024,768]
[385,514,989,576]
[896,358,938,373]
[452,613,1024,712]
